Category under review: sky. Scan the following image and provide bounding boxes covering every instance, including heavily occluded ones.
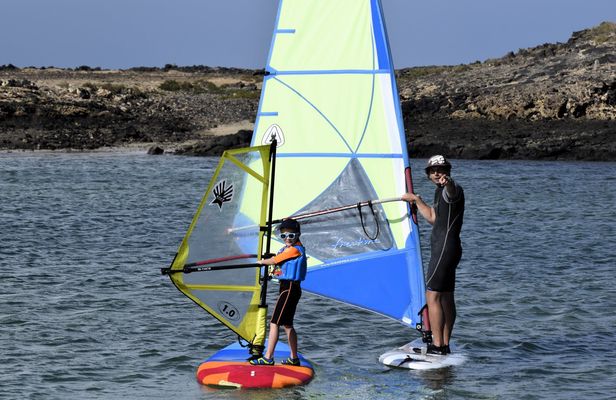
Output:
[1,0,614,70]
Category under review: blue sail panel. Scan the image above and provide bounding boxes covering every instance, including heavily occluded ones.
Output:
[303,251,418,324]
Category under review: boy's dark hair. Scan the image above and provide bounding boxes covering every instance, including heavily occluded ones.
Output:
[279,218,300,232]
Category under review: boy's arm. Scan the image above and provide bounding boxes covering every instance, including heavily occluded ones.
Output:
[257,246,301,265]
[258,257,276,266]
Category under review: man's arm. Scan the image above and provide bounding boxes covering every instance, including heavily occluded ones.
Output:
[440,176,459,201]
[401,192,436,225]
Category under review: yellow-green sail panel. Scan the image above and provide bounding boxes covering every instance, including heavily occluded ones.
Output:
[168,145,271,345]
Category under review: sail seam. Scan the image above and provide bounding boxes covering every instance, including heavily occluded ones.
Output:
[355,26,378,153]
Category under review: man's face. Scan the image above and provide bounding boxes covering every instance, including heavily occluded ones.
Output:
[428,167,450,186]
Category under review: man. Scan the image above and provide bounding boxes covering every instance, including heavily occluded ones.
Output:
[402,155,465,355]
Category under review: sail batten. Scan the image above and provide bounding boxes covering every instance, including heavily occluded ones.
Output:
[184,285,259,292]
[270,69,391,75]
[274,153,404,158]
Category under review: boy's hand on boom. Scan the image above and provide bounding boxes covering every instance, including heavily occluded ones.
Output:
[257,253,276,265]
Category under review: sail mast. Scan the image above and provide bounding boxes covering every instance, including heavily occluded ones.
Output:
[259,139,278,309]
[249,139,278,357]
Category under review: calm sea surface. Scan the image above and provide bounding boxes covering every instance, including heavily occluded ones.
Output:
[1,152,614,400]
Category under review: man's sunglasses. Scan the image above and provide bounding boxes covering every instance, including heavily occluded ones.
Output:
[280,232,298,240]
[428,166,449,174]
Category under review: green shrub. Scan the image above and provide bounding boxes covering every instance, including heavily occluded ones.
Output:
[587,21,616,44]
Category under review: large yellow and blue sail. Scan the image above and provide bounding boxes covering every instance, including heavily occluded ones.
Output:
[253,0,425,327]
[165,145,272,345]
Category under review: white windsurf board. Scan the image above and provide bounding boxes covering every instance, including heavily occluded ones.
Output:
[379,338,466,370]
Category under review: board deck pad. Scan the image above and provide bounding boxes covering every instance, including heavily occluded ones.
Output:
[197,341,314,389]
[379,338,466,370]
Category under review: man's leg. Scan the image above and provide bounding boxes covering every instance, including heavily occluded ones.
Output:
[440,291,456,346]
[426,290,444,347]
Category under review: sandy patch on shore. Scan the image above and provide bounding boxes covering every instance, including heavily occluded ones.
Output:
[4,68,262,92]
[198,120,254,136]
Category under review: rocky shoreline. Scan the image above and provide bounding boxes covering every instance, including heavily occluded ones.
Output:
[1,22,614,161]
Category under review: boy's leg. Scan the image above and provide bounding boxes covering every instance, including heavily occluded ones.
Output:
[264,322,279,359]
[283,325,298,359]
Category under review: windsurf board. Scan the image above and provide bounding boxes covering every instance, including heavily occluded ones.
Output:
[379,338,466,370]
[196,341,314,389]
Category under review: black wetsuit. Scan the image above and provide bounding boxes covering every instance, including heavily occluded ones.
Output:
[426,182,464,292]
[271,280,302,326]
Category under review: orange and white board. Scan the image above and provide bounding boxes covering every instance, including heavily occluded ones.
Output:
[196,342,314,389]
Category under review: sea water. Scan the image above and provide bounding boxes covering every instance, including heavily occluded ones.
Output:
[1,152,614,400]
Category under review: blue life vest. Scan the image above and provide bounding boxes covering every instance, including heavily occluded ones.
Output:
[277,244,307,281]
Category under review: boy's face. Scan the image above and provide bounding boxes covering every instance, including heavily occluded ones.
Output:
[280,228,299,245]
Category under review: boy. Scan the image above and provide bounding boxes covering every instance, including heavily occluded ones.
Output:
[250,218,307,366]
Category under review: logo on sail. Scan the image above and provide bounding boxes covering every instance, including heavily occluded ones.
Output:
[262,124,285,146]
[331,236,381,250]
[217,301,241,322]
[210,180,233,210]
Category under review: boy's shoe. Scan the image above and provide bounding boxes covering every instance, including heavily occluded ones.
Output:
[281,357,300,366]
[249,356,274,365]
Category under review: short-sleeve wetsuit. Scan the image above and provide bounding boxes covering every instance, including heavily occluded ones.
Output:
[426,182,465,292]
[270,242,307,326]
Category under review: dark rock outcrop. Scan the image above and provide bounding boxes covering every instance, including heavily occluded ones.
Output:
[174,130,253,156]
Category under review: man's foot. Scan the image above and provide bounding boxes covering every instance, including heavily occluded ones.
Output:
[281,357,300,366]
[443,344,451,354]
[249,356,274,365]
[414,344,447,355]
[426,344,447,355]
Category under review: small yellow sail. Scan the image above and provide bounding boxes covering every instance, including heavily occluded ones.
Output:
[167,144,272,347]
